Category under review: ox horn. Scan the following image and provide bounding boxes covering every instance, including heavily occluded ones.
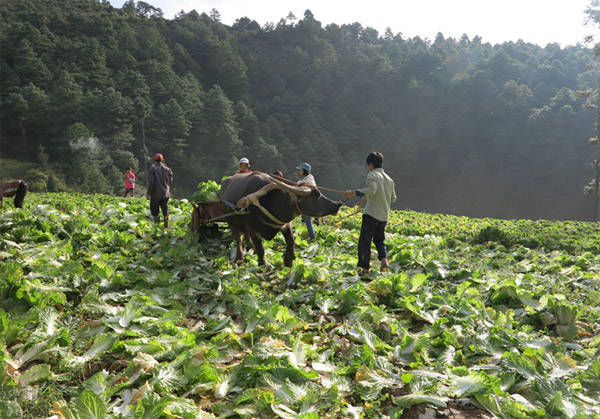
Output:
[267,175,313,196]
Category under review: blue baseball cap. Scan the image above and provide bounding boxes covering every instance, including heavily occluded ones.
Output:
[296,162,311,172]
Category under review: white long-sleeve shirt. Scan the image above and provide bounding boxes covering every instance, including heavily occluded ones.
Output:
[357,168,396,222]
[298,174,316,186]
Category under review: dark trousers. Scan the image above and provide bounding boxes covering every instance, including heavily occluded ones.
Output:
[14,181,28,208]
[357,214,388,269]
[150,197,169,217]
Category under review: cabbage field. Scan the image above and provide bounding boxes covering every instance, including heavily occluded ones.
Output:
[0,192,599,418]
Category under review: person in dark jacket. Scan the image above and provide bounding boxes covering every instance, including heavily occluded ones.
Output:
[146,153,173,228]
[0,180,28,208]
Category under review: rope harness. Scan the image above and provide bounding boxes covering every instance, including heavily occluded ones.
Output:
[245,192,288,227]
[203,172,365,226]
[313,183,367,222]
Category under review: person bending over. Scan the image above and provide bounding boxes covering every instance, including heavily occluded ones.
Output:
[0,180,29,208]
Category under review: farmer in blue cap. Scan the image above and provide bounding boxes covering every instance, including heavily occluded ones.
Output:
[296,163,317,240]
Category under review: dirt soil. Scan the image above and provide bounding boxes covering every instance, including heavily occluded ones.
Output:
[401,399,492,418]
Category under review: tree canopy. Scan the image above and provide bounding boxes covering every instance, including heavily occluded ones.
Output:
[0,0,597,219]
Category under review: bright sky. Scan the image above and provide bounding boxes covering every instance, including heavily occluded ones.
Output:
[109,0,595,46]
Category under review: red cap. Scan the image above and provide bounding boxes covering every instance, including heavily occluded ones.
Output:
[153,153,164,162]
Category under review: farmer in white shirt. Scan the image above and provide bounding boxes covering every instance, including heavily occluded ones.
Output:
[344,152,396,274]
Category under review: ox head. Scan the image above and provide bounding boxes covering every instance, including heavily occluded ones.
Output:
[269,177,343,217]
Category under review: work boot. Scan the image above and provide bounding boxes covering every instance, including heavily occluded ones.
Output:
[153,215,160,224]
[164,216,169,228]
[380,258,390,272]
[357,267,370,277]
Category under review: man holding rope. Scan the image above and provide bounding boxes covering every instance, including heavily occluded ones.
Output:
[344,151,396,275]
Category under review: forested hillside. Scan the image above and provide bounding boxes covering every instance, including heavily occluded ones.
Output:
[0,0,597,220]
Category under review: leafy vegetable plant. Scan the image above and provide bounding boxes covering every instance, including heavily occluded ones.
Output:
[0,192,599,418]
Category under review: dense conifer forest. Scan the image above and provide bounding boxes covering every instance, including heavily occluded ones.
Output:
[1,0,598,220]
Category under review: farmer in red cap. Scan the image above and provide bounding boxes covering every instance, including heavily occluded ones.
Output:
[146,153,173,228]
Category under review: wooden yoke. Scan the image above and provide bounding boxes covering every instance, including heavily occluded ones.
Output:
[236,182,287,226]
[236,182,279,208]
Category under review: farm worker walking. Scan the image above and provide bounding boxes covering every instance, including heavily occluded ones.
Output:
[344,151,396,275]
[238,157,252,173]
[0,180,29,208]
[146,153,173,228]
[296,162,317,240]
[123,167,136,197]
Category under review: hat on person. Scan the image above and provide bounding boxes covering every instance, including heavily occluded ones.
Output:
[296,162,311,172]
[153,153,164,162]
[239,157,250,165]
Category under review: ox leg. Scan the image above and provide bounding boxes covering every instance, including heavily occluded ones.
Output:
[231,228,245,263]
[244,233,253,251]
[281,223,295,267]
[250,235,266,266]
